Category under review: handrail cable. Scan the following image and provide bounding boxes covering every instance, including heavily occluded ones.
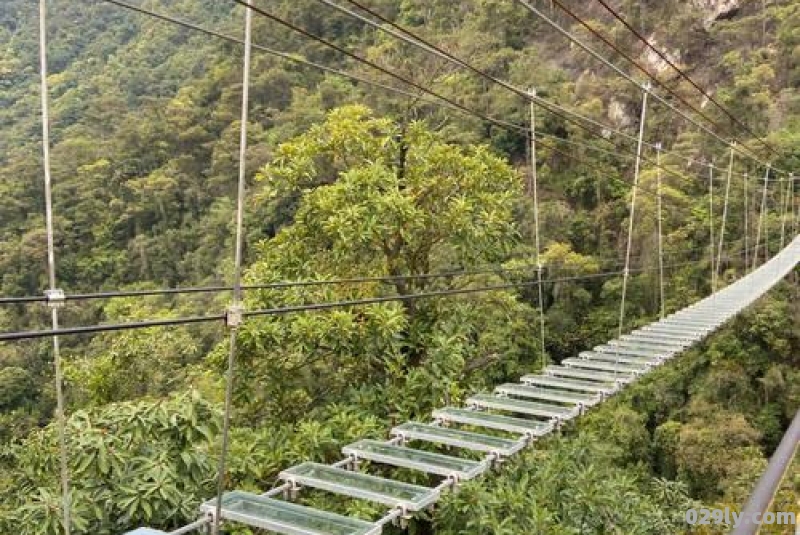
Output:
[0,259,737,343]
[0,242,751,307]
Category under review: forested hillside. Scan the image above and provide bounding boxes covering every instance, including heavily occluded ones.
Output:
[0,0,798,533]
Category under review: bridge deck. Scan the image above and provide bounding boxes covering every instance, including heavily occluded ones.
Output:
[128,236,799,535]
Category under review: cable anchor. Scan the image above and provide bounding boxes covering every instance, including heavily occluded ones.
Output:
[45,288,65,308]
[225,305,244,329]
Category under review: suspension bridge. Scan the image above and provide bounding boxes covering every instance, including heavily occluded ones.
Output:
[126,235,799,535]
[4,0,799,534]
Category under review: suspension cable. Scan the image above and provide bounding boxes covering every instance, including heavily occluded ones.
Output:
[312,0,707,189]
[38,2,71,532]
[212,3,252,532]
[548,0,778,167]
[617,86,649,362]
[593,0,784,161]
[780,172,790,249]
[744,171,750,272]
[103,0,796,191]
[105,0,782,195]
[708,163,716,292]
[656,143,665,319]
[753,165,771,270]
[512,0,781,178]
[529,89,547,367]
[716,146,734,284]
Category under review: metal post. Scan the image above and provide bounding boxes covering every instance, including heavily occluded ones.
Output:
[715,146,734,286]
[529,89,547,367]
[617,84,649,347]
[39,1,71,533]
[656,143,665,319]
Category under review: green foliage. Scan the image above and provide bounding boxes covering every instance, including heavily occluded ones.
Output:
[0,0,797,533]
[230,105,532,423]
[0,391,220,534]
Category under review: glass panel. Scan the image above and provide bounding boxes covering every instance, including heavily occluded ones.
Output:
[495,383,600,405]
[626,331,693,342]
[545,365,634,383]
[609,339,685,351]
[280,463,438,511]
[432,407,553,436]
[200,492,378,535]
[520,375,616,394]
[579,352,660,366]
[342,440,485,480]
[467,394,577,419]
[562,358,646,374]
[643,325,705,335]
[594,345,669,357]
[618,339,688,350]
[392,422,520,454]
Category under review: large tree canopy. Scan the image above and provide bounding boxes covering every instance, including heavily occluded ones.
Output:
[230,105,537,423]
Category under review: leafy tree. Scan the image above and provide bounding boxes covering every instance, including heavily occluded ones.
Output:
[0,391,219,535]
[228,104,533,423]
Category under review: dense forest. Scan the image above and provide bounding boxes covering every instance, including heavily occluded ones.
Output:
[0,0,799,533]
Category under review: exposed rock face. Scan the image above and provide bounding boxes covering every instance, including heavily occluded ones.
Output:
[692,0,741,29]
[608,99,633,129]
[640,35,682,75]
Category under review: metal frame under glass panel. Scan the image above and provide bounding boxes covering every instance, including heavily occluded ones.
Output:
[342,440,486,480]
[561,358,647,374]
[578,351,661,366]
[625,331,694,343]
[593,344,670,358]
[279,462,439,511]
[607,339,686,352]
[544,365,634,384]
[520,374,617,394]
[432,407,554,437]
[467,394,578,420]
[642,325,706,337]
[494,383,601,406]
[392,422,524,456]
[200,491,380,535]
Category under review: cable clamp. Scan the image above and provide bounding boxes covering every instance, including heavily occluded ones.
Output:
[45,289,66,308]
[225,305,244,329]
